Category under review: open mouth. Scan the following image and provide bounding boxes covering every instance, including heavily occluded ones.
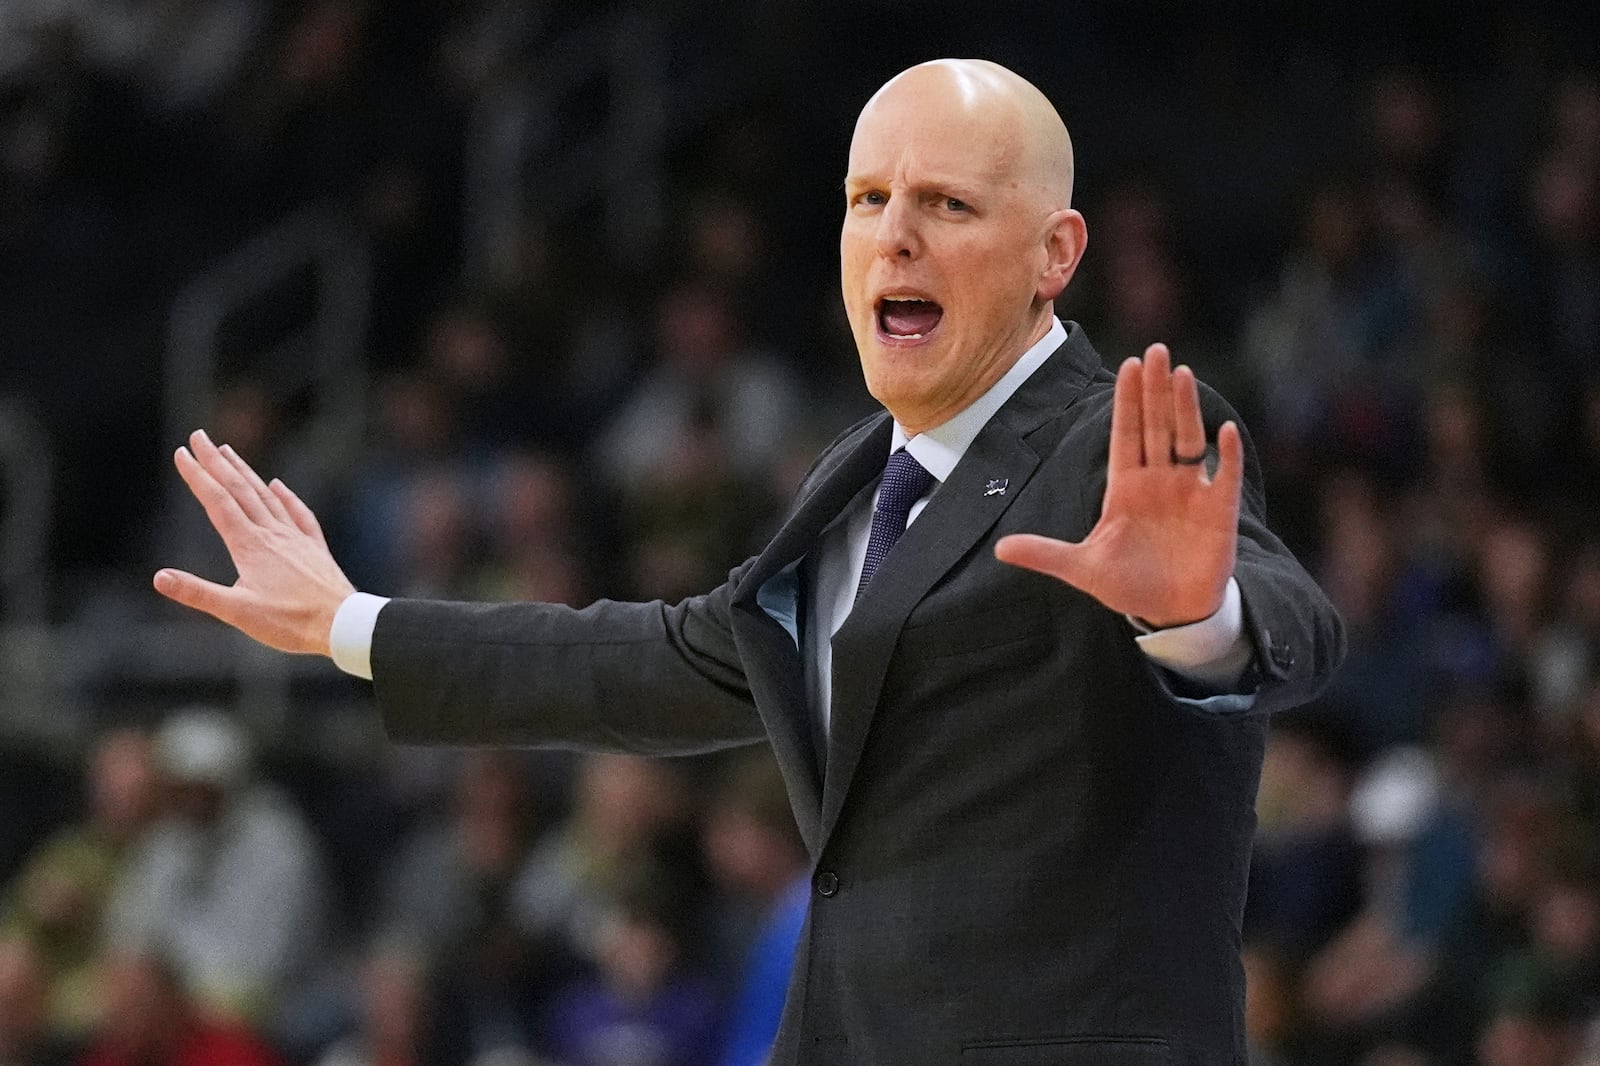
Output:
[876,296,943,343]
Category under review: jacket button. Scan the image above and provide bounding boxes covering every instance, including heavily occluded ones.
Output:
[814,871,840,897]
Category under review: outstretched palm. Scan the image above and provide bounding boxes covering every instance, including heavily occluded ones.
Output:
[153,430,355,655]
[995,344,1242,629]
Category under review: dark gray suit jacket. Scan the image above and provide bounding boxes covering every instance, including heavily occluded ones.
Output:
[372,323,1345,1065]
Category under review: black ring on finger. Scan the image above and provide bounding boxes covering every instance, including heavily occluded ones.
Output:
[1171,450,1207,465]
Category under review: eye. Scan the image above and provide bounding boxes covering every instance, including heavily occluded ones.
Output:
[859,190,886,207]
[945,197,969,213]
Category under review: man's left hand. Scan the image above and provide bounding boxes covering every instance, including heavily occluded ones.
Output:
[994,344,1243,629]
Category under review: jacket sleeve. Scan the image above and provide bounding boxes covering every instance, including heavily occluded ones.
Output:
[370,558,766,756]
[1192,385,1346,716]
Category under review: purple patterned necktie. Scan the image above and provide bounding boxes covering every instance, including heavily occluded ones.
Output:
[856,450,936,598]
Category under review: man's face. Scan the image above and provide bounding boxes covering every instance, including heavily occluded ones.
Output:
[841,81,1064,433]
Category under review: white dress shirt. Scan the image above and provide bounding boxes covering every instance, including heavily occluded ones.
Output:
[332,317,1253,729]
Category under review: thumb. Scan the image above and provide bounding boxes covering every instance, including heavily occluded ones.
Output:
[994,533,1094,590]
[153,569,244,626]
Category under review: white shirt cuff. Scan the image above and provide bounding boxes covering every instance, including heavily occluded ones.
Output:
[329,592,390,681]
[1130,577,1252,692]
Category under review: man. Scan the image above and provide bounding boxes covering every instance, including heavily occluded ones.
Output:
[1,727,158,1037]
[104,710,328,1026]
[74,951,286,1066]
[154,60,1344,1064]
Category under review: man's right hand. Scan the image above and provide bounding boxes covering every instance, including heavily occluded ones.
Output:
[153,430,355,657]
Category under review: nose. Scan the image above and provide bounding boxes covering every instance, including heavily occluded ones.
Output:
[875,195,919,260]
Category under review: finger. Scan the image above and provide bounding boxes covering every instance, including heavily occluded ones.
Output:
[269,478,329,550]
[189,430,271,525]
[174,446,253,537]
[1211,421,1245,503]
[1141,343,1176,466]
[995,533,1093,591]
[220,444,291,524]
[1109,357,1144,470]
[153,567,249,627]
[1171,364,1207,467]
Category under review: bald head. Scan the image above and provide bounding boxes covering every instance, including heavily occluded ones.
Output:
[855,59,1075,210]
[840,58,1088,433]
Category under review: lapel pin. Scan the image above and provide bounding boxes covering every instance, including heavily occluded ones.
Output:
[983,478,1008,497]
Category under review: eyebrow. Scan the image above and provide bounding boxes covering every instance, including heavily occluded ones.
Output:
[842,174,987,200]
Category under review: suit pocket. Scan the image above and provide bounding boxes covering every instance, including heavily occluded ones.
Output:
[961,1036,1171,1066]
[899,595,1051,662]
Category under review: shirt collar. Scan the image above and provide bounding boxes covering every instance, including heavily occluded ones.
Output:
[891,316,1067,481]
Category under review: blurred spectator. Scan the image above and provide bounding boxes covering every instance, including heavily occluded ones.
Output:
[1410,376,1496,526]
[391,467,479,600]
[1516,860,1600,1019]
[1522,146,1599,391]
[1299,745,1476,1059]
[72,950,284,1066]
[1364,68,1450,208]
[377,751,538,962]
[314,946,468,1066]
[1247,719,1363,962]
[416,300,539,456]
[595,278,801,596]
[1316,471,1433,752]
[699,753,808,1066]
[472,453,588,606]
[679,194,772,302]
[512,756,697,968]
[1529,542,1600,724]
[374,751,568,1057]
[0,728,157,1037]
[0,938,74,1066]
[1101,244,1237,399]
[230,0,372,203]
[104,710,328,1026]
[1474,515,1554,670]
[1402,778,1569,1063]
[1476,989,1586,1066]
[1242,174,1416,470]
[540,877,720,1066]
[338,371,461,591]
[1072,172,1245,411]
[1360,69,1468,361]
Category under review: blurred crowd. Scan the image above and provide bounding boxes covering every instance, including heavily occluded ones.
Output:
[4,2,1600,1065]
[0,709,808,1066]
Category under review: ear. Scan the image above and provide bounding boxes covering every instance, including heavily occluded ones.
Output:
[1035,209,1087,303]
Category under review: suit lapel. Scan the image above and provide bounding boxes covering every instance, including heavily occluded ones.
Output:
[818,326,1105,846]
[731,415,892,855]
